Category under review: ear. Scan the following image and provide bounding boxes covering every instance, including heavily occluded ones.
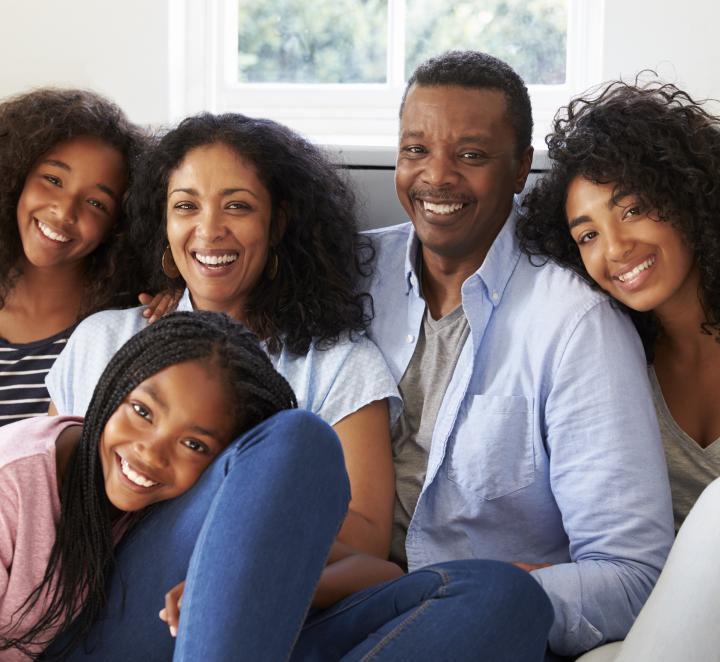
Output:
[514,146,534,194]
[270,203,289,247]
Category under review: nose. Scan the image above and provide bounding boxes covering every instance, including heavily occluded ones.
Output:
[51,192,79,224]
[132,438,170,470]
[604,226,634,261]
[195,207,227,242]
[421,151,458,188]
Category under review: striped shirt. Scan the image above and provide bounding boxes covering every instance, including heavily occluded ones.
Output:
[0,327,74,426]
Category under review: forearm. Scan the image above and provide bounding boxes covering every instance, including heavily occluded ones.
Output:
[313,547,404,609]
[336,509,391,558]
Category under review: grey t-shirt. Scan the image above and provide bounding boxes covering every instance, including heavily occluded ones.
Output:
[390,305,470,566]
[649,367,720,531]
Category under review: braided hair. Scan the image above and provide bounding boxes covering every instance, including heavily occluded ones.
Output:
[1,311,296,658]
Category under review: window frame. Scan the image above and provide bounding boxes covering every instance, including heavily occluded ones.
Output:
[169,0,604,148]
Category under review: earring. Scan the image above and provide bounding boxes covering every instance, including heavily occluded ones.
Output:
[265,250,279,281]
[161,246,180,279]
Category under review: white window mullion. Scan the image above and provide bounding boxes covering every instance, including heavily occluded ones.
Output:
[387,0,406,90]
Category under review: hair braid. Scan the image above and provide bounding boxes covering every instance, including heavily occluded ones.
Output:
[2,311,295,658]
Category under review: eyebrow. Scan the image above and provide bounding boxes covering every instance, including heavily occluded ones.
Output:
[568,215,590,231]
[135,383,224,441]
[399,130,494,147]
[168,187,258,199]
[42,158,119,201]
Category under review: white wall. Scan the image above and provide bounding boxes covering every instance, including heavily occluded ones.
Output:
[0,0,170,126]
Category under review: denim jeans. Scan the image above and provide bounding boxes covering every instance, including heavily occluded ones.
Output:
[45,409,350,661]
[294,559,554,661]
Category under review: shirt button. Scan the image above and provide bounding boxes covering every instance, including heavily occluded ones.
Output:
[406,334,415,343]
[491,291,500,302]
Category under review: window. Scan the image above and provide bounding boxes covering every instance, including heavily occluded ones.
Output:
[171,0,603,148]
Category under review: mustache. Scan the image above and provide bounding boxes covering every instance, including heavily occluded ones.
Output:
[409,188,474,204]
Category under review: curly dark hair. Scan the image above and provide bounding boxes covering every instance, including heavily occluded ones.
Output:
[127,112,373,355]
[0,88,147,315]
[400,50,533,156]
[517,78,720,357]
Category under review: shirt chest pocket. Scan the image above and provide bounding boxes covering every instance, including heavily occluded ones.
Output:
[446,394,535,500]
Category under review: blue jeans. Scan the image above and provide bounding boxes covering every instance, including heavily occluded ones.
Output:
[46,409,350,661]
[293,559,553,661]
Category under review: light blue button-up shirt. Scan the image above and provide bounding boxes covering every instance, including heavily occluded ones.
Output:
[364,204,674,656]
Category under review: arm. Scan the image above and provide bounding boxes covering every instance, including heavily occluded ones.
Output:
[332,399,394,558]
[312,541,404,609]
[534,303,674,656]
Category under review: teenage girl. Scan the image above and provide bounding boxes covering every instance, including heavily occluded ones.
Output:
[0,310,354,660]
[0,88,150,425]
[518,79,720,661]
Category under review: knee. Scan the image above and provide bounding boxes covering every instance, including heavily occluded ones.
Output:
[229,409,350,503]
[425,559,554,627]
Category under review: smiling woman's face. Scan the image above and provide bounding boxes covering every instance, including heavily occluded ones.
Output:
[565,176,698,316]
[99,359,235,513]
[165,142,274,321]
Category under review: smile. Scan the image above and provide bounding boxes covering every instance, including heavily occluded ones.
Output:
[120,456,159,488]
[616,256,656,283]
[36,218,71,243]
[422,201,466,215]
[193,251,239,267]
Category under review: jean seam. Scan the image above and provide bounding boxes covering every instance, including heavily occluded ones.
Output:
[359,567,451,661]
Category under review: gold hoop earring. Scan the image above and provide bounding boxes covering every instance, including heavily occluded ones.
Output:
[266,251,279,281]
[161,246,180,279]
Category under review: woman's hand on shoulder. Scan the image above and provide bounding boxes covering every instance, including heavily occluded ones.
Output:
[139,290,182,324]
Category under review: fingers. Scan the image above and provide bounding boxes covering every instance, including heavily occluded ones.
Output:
[159,580,185,638]
[141,291,182,323]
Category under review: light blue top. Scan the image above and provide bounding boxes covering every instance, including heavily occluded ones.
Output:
[364,202,674,657]
[46,290,401,427]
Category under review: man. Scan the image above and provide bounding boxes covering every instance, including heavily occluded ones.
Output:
[365,50,674,657]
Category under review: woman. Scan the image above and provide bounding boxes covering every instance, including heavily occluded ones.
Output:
[517,79,720,661]
[0,88,146,425]
[46,113,554,661]
[48,112,399,559]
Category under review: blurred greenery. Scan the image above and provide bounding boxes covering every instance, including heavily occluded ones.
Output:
[237,0,566,84]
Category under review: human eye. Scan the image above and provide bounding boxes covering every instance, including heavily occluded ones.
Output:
[87,198,109,213]
[400,144,426,156]
[576,230,598,246]
[226,201,251,211]
[182,438,210,454]
[622,205,643,220]
[131,401,152,421]
[459,150,489,162]
[43,174,62,186]
[173,201,197,211]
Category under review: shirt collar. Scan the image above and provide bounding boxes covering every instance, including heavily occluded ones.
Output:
[402,197,523,306]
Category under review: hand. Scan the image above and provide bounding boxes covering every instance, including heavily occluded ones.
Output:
[512,562,553,573]
[158,580,185,637]
[139,290,182,324]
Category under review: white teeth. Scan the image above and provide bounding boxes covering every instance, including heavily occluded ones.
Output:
[120,457,159,488]
[422,201,465,215]
[37,220,70,243]
[195,252,238,266]
[618,256,656,283]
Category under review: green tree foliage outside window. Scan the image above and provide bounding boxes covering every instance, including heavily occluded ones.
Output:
[237,0,566,85]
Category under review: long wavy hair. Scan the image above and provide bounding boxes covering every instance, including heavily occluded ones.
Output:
[517,78,720,357]
[0,88,148,315]
[0,311,296,659]
[127,112,374,355]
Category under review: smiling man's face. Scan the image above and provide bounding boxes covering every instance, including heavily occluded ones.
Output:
[395,84,532,266]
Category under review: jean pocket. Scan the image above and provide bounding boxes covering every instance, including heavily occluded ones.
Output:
[447,394,535,500]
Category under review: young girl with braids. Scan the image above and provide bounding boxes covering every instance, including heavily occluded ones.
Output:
[517,80,720,661]
[1,310,355,660]
[0,88,147,425]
